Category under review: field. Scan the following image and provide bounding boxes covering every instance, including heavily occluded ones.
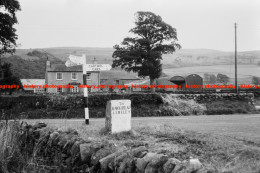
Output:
[163,64,260,84]
[3,47,260,81]
[26,114,260,172]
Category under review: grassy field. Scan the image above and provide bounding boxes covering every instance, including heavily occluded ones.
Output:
[163,64,260,84]
[26,115,260,172]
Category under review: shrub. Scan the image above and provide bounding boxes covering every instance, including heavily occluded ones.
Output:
[205,100,256,115]
[0,121,24,172]
[161,94,206,116]
[252,76,260,85]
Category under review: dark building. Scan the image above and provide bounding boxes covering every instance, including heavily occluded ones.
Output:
[169,74,203,91]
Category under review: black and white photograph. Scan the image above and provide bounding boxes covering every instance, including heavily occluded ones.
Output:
[0,0,260,172]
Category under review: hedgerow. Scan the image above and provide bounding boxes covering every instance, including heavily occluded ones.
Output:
[0,92,256,119]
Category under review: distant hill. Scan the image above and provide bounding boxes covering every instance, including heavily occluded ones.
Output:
[1,50,62,79]
[1,47,260,79]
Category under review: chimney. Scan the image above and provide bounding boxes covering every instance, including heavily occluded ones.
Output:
[46,57,51,71]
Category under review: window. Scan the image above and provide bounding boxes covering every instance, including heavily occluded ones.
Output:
[57,87,63,93]
[71,86,79,93]
[71,72,77,80]
[56,72,63,80]
[116,80,120,85]
[86,73,91,80]
[100,79,107,84]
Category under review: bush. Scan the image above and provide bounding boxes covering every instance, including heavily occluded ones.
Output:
[0,93,164,118]
[0,121,25,172]
[161,94,206,116]
[0,93,256,118]
[205,100,256,115]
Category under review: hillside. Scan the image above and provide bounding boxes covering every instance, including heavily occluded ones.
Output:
[1,50,62,79]
[6,47,260,67]
[1,47,260,80]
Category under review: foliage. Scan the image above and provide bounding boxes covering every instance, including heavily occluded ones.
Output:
[0,0,21,56]
[205,100,255,115]
[139,124,260,172]
[252,76,260,85]
[0,62,23,94]
[0,121,24,173]
[26,50,43,56]
[161,94,206,116]
[112,11,181,90]
[204,73,217,84]
[217,73,229,84]
[0,93,256,118]
[1,53,62,79]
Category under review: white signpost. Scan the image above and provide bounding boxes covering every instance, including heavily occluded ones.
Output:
[83,64,112,72]
[105,100,131,133]
[65,54,111,124]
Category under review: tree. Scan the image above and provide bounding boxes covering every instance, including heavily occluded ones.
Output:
[0,0,21,56]
[112,11,181,92]
[252,76,260,85]
[217,73,229,84]
[204,73,216,84]
[0,62,23,95]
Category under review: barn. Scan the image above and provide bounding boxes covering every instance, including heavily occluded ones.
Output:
[169,74,203,91]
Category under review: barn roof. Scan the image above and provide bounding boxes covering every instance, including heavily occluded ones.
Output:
[169,76,185,83]
[168,74,202,83]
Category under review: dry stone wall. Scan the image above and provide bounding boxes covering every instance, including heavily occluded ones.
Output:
[20,122,206,173]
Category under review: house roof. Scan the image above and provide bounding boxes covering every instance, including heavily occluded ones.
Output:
[48,64,83,72]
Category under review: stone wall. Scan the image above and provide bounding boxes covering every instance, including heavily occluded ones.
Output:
[21,122,206,173]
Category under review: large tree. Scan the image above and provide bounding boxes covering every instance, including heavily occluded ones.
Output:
[112,11,181,92]
[0,62,23,95]
[0,0,21,56]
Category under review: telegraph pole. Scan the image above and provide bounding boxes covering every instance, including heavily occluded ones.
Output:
[234,23,238,94]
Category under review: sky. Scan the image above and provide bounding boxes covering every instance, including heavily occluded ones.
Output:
[15,0,260,51]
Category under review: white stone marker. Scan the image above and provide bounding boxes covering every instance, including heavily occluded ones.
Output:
[105,100,131,133]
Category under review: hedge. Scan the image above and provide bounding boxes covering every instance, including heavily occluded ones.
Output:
[0,92,256,119]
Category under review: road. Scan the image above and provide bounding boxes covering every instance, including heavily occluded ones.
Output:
[26,114,260,142]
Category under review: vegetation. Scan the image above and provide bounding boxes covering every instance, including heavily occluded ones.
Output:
[161,94,206,116]
[1,52,62,79]
[0,62,23,95]
[33,118,260,173]
[252,76,260,85]
[0,0,21,56]
[0,93,257,119]
[216,73,230,84]
[112,11,181,92]
[204,73,217,84]
[205,100,255,115]
[136,124,260,172]
[0,121,24,173]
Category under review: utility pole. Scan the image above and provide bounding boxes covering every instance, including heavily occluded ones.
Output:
[235,23,238,94]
